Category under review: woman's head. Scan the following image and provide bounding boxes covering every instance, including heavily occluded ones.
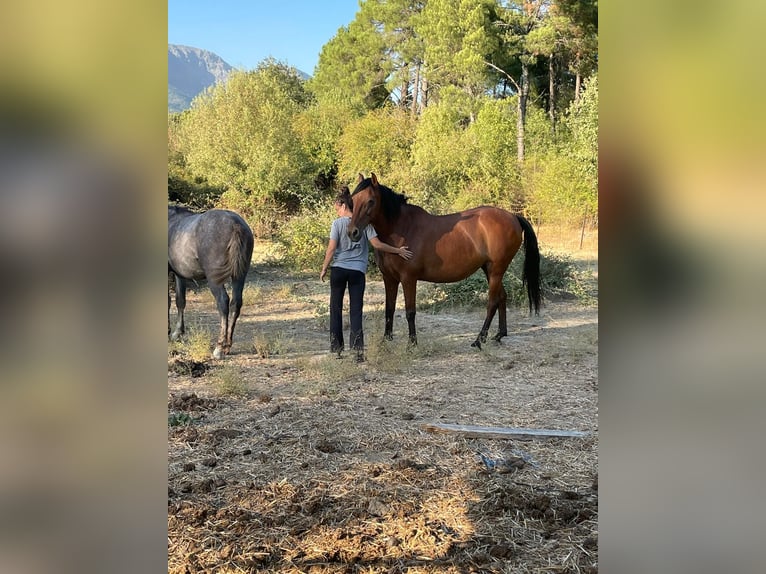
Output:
[334,185,353,212]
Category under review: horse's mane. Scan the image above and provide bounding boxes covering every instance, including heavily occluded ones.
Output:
[351,178,409,221]
[168,204,196,215]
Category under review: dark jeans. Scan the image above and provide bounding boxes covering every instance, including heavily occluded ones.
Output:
[329,267,366,353]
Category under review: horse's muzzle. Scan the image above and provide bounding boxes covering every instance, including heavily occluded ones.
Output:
[348,227,361,242]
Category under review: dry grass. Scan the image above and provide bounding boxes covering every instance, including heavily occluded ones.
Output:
[167,324,213,363]
[535,224,598,258]
[168,243,598,574]
[211,364,248,397]
[252,330,290,359]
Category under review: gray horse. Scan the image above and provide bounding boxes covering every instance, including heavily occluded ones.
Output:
[168,205,254,359]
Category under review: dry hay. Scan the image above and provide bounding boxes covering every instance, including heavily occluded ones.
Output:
[169,266,598,573]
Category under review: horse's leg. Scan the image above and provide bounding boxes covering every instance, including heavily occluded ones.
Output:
[209,283,230,359]
[171,276,187,341]
[402,279,418,347]
[226,277,245,355]
[472,268,503,349]
[382,276,400,341]
[492,281,508,342]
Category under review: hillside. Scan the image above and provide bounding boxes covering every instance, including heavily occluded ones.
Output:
[168,44,234,113]
[168,44,310,113]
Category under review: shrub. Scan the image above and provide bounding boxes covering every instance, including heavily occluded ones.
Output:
[277,206,334,271]
[417,251,588,311]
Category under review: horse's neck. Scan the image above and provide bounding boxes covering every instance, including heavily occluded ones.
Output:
[372,208,411,239]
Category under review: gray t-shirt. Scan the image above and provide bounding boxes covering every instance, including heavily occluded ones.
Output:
[329,216,377,273]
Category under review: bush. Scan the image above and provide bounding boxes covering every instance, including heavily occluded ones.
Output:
[278,206,334,271]
[417,251,588,311]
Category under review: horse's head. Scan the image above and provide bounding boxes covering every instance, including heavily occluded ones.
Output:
[348,172,381,242]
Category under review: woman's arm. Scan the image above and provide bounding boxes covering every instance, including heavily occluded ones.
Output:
[369,236,413,260]
[320,239,338,281]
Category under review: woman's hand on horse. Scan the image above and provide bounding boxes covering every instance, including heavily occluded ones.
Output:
[399,246,413,260]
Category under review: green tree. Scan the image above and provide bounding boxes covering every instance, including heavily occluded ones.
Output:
[308,5,391,110]
[294,95,366,193]
[168,110,222,208]
[410,86,476,210]
[564,73,597,204]
[555,0,598,102]
[416,0,498,106]
[337,107,415,191]
[526,73,597,226]
[365,0,427,113]
[179,60,315,218]
[463,97,520,207]
[488,1,554,162]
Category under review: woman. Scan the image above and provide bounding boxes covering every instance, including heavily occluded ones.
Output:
[320,186,412,361]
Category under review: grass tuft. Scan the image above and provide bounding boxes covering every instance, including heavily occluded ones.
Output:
[213,364,247,397]
[253,331,288,358]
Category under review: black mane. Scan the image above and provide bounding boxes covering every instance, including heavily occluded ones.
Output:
[351,178,409,220]
[168,204,197,216]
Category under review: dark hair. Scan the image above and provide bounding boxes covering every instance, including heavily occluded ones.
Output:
[335,185,353,211]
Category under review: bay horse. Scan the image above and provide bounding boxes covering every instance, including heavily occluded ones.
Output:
[348,173,541,349]
[168,205,254,359]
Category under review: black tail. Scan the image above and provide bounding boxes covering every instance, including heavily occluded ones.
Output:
[516,215,542,315]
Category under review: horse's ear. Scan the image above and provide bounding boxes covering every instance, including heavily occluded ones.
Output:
[370,173,378,187]
[357,173,364,184]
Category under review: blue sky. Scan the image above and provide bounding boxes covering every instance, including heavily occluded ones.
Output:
[168,0,361,76]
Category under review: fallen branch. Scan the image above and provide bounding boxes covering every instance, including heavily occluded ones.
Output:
[421,423,589,440]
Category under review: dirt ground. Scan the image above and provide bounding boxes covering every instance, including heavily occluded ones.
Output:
[168,256,598,573]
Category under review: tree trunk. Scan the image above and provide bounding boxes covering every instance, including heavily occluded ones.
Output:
[517,62,529,163]
[410,63,420,116]
[548,52,556,135]
[574,51,582,103]
[400,66,410,109]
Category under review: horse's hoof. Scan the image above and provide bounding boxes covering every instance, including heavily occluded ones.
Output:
[471,340,482,349]
[212,347,223,360]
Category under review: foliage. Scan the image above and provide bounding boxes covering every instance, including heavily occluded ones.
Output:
[564,73,598,199]
[409,87,474,211]
[277,204,335,271]
[417,0,498,97]
[308,5,391,110]
[337,107,416,192]
[417,250,587,312]
[168,412,193,427]
[253,331,287,358]
[180,325,214,363]
[176,60,316,217]
[168,112,223,209]
[169,0,598,246]
[213,365,247,397]
[525,73,598,226]
[294,96,365,187]
[539,250,590,301]
[462,97,521,207]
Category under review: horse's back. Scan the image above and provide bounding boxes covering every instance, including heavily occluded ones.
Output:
[396,205,524,283]
[168,208,254,282]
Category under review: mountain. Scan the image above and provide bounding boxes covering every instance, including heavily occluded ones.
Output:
[169,44,312,113]
[168,44,234,113]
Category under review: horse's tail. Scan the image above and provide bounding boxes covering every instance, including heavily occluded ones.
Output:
[209,223,254,285]
[516,215,542,315]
